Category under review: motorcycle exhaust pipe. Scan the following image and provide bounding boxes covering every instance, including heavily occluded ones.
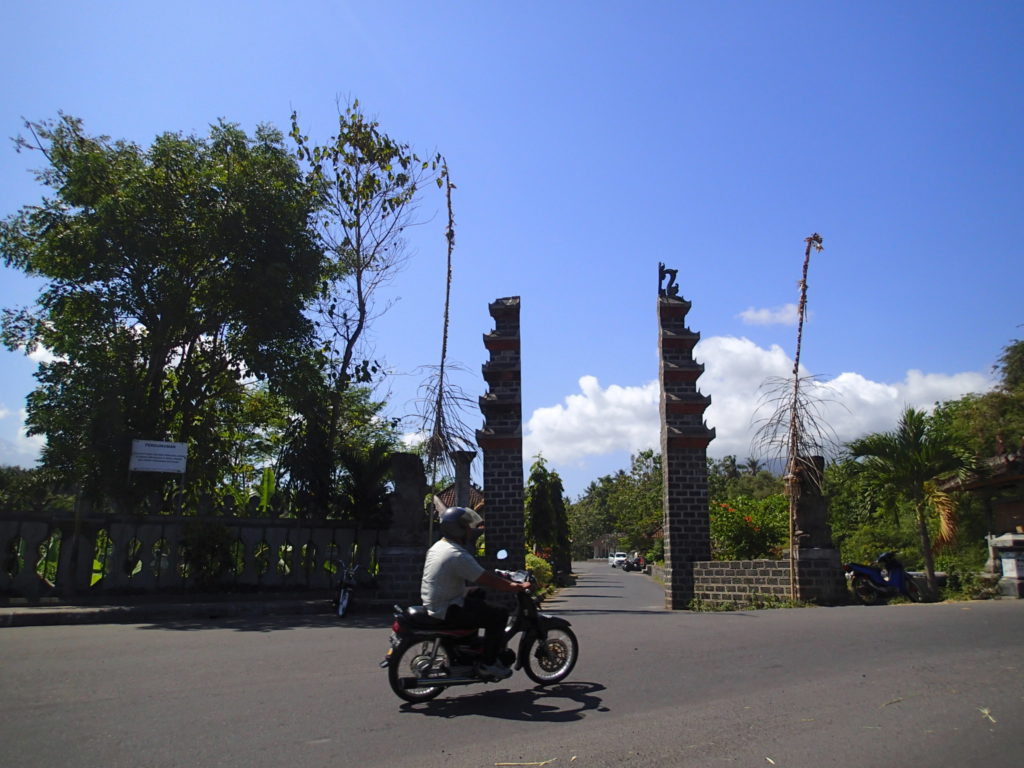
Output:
[399,676,478,689]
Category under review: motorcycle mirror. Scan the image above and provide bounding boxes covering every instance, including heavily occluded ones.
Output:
[496,549,509,561]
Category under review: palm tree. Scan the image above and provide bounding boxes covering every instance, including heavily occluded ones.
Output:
[847,407,976,596]
[720,455,741,480]
[337,438,393,526]
[740,457,765,476]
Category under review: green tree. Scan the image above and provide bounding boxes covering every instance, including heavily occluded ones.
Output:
[336,435,395,527]
[568,451,664,561]
[740,456,765,476]
[708,457,783,502]
[609,450,663,555]
[996,338,1024,393]
[566,475,618,560]
[524,456,571,573]
[719,455,740,480]
[1,115,322,509]
[931,339,1024,460]
[847,407,976,595]
[0,465,74,515]
[284,101,432,516]
[278,383,400,518]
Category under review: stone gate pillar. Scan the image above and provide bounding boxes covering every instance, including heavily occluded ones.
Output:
[477,297,525,570]
[376,452,429,605]
[452,450,477,508]
[658,265,715,609]
[794,455,848,603]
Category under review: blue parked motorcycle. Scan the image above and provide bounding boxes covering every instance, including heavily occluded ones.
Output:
[845,551,922,605]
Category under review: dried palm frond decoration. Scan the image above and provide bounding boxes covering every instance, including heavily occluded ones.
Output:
[750,234,840,598]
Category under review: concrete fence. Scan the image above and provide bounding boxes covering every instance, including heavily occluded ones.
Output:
[0,512,390,602]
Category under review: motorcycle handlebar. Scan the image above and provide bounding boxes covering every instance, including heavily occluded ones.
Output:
[495,568,533,585]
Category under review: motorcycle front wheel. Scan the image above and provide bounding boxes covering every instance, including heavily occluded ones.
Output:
[523,627,579,685]
[388,639,449,703]
[850,575,884,605]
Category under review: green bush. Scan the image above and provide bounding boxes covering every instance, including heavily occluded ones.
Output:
[935,548,998,600]
[525,551,553,589]
[645,537,664,565]
[710,494,787,560]
[838,520,919,570]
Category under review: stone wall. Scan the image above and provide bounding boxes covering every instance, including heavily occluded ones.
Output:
[693,560,790,605]
[373,546,427,606]
[651,556,848,608]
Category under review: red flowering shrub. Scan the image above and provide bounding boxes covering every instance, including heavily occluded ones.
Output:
[709,495,788,560]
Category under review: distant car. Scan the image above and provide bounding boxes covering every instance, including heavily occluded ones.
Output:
[610,552,628,568]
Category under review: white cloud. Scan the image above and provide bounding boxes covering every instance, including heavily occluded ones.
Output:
[524,376,660,464]
[27,345,62,365]
[400,431,427,450]
[737,303,800,326]
[0,407,44,468]
[524,336,995,468]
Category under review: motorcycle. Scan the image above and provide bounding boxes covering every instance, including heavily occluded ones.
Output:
[334,559,359,617]
[845,551,922,605]
[621,557,645,572]
[381,552,579,703]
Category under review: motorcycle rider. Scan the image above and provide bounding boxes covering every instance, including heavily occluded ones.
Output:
[421,506,529,680]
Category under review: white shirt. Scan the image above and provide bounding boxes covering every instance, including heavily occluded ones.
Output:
[420,537,485,617]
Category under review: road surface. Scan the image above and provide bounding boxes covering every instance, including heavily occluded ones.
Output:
[2,560,1022,767]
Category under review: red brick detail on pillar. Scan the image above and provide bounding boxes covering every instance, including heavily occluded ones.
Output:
[659,293,716,610]
[477,297,525,571]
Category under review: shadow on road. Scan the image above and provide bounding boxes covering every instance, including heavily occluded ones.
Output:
[397,681,609,721]
[547,592,625,599]
[134,610,393,633]
[549,608,669,617]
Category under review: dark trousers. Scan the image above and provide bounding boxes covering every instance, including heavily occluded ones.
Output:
[444,593,508,663]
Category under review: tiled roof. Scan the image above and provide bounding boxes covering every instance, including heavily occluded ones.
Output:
[435,484,486,510]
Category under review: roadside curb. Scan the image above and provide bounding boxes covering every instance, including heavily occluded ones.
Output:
[0,598,334,628]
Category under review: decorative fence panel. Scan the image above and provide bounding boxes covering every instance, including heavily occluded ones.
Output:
[1,513,385,601]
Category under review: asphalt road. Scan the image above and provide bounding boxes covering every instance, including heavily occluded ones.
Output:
[2,560,1023,767]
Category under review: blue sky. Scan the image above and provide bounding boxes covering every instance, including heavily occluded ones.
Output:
[1,1,1021,498]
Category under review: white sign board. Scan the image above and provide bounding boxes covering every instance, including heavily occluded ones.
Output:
[1000,552,1024,579]
[129,440,188,474]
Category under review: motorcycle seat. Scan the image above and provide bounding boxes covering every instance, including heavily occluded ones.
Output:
[403,605,447,626]
[399,605,477,637]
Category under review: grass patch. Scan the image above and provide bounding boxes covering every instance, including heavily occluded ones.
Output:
[689,595,811,612]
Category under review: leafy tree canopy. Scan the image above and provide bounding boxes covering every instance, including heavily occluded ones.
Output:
[931,338,1024,459]
[1,114,323,507]
[567,450,663,560]
[524,455,571,573]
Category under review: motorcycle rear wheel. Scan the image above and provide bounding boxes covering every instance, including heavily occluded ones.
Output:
[523,627,578,685]
[904,580,922,603]
[388,639,449,703]
[850,575,884,605]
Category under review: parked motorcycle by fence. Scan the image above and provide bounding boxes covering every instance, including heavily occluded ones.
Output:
[334,559,359,617]
[381,553,578,703]
[845,551,922,605]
